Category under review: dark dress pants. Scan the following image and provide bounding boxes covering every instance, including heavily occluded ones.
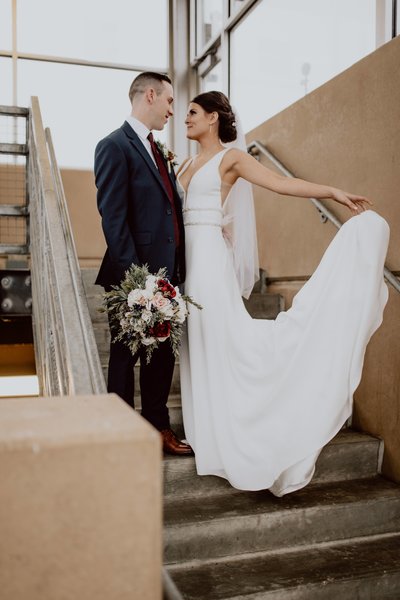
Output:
[106,304,175,432]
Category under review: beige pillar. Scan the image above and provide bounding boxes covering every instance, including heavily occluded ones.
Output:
[0,394,161,600]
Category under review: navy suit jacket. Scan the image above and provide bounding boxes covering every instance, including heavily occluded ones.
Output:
[94,121,185,287]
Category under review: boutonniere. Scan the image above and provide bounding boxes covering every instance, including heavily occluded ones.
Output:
[155,140,178,173]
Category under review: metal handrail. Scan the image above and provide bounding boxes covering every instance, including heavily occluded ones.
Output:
[29,96,106,395]
[248,139,400,294]
[45,127,106,394]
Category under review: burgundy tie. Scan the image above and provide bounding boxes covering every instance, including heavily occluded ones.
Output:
[148,132,180,247]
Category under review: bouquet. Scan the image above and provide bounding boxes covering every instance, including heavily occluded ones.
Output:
[102,264,201,363]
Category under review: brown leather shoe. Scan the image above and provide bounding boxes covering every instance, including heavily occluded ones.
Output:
[161,428,193,456]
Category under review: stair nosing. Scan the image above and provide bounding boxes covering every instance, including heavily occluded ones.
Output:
[164,477,400,528]
[166,530,400,572]
[166,533,400,600]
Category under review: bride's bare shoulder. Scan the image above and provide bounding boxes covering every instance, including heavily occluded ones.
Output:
[221,148,248,170]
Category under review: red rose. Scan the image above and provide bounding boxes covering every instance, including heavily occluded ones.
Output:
[149,321,171,339]
[157,278,176,298]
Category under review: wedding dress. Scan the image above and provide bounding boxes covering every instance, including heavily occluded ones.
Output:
[178,148,389,497]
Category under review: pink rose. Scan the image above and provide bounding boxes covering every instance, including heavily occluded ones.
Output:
[151,292,170,310]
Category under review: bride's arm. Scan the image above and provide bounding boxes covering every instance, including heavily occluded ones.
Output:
[228,149,372,214]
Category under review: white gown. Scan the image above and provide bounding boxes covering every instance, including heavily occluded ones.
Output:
[179,149,389,497]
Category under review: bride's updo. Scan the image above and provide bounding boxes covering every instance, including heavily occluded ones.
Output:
[191,91,237,143]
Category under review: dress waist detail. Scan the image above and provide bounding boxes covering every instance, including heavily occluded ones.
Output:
[183,207,223,228]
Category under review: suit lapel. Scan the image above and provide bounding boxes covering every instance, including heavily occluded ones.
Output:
[121,122,176,201]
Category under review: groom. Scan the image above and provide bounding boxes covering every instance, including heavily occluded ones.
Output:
[94,72,191,455]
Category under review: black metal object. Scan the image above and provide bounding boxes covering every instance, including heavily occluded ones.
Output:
[0,269,32,316]
[0,315,33,344]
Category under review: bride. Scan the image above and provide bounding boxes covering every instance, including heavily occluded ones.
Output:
[177,91,389,497]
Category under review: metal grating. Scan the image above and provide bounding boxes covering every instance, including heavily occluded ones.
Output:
[0,154,27,206]
[0,215,27,245]
[0,110,29,253]
[0,113,27,146]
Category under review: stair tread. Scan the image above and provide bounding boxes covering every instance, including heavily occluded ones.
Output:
[163,428,381,476]
[163,429,378,465]
[163,429,381,501]
[167,534,400,599]
[164,477,400,526]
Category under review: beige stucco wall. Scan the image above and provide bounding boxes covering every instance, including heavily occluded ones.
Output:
[60,169,105,266]
[247,35,400,278]
[246,36,400,481]
[0,394,162,600]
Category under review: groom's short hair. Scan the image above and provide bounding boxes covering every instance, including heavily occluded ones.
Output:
[129,72,172,103]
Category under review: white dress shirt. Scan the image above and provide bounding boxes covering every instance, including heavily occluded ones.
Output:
[125,115,157,166]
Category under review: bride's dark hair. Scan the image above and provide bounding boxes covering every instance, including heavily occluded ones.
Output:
[191,91,237,143]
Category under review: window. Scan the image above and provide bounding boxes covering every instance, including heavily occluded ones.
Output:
[230,0,376,131]
[17,0,168,69]
[201,61,223,92]
[0,58,13,105]
[6,0,170,168]
[196,0,224,53]
[0,0,12,51]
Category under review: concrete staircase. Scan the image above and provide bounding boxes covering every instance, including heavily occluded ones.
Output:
[82,267,400,599]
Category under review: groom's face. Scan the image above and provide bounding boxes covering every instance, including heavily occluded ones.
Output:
[151,81,174,131]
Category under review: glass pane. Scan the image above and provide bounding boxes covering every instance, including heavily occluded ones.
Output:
[397,0,400,36]
[0,57,13,105]
[17,0,168,69]
[0,0,12,51]
[197,0,223,52]
[201,61,223,92]
[230,0,376,132]
[230,0,247,17]
[18,60,170,169]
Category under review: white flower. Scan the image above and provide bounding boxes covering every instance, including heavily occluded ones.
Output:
[127,289,147,307]
[142,336,156,346]
[158,302,174,318]
[145,275,157,291]
[141,310,152,323]
[120,318,128,329]
[133,320,145,332]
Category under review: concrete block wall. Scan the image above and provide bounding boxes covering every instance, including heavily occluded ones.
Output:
[0,394,161,600]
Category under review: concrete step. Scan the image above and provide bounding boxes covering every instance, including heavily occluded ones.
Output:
[92,321,111,358]
[163,429,382,500]
[243,292,284,319]
[80,267,100,297]
[164,477,400,564]
[86,293,108,324]
[167,533,400,599]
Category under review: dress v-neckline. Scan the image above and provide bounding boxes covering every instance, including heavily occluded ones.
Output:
[178,149,227,195]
